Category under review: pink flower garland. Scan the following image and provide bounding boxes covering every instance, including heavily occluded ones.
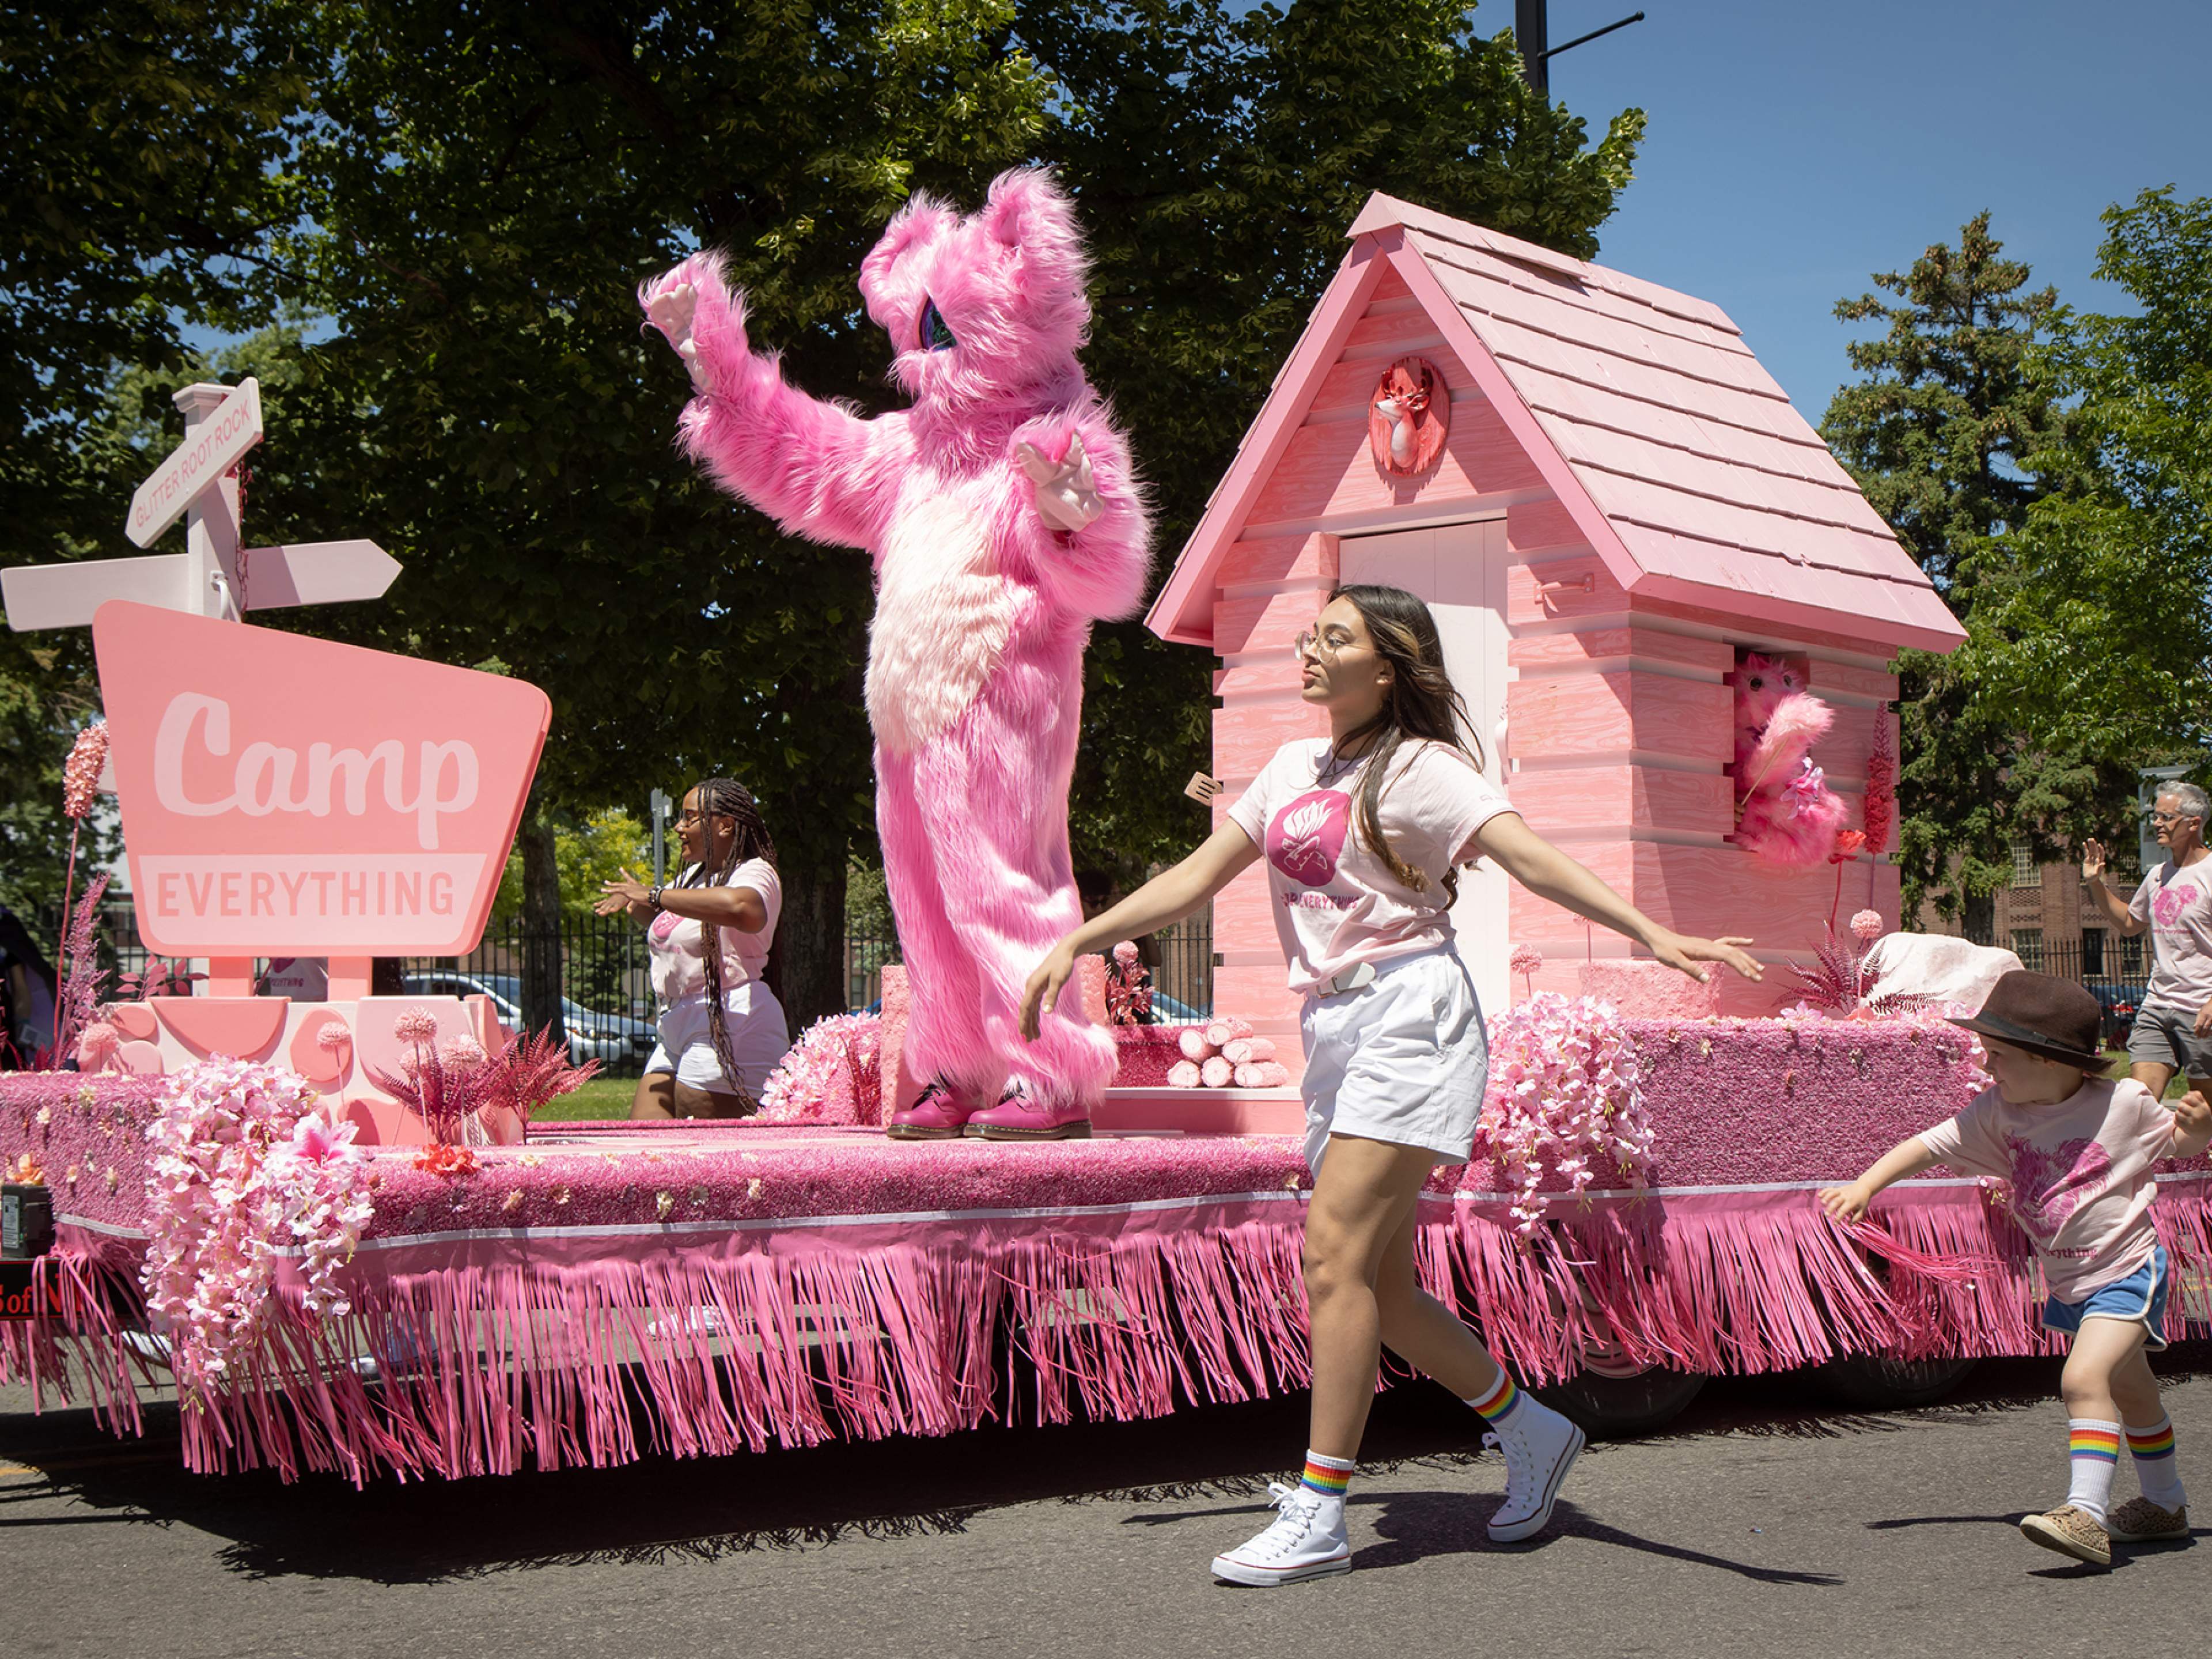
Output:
[139,1059,374,1395]
[1476,993,1653,1241]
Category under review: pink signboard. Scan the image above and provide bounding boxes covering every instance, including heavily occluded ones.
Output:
[92,600,550,957]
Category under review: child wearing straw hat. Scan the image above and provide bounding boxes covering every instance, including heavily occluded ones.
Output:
[1821,971,2212,1569]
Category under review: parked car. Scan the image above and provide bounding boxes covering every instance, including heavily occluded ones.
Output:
[2083,980,2143,1046]
[400,972,657,1069]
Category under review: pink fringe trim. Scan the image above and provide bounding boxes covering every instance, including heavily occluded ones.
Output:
[11,1179,2210,1484]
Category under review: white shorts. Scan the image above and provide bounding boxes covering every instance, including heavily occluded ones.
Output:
[644,983,791,1095]
[1297,946,1488,1174]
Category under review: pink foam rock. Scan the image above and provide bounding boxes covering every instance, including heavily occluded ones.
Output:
[1577,960,1722,1020]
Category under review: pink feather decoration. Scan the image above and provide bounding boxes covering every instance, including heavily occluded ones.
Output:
[1741,692,1834,798]
[1737,767,1847,866]
[1166,1059,1203,1089]
[1177,1027,1216,1062]
[1200,1055,1234,1089]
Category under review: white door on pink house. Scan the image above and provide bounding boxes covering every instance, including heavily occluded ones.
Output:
[1341,520,1513,1016]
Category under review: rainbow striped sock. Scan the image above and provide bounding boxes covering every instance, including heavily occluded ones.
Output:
[1467,1369,1522,1426]
[2127,1415,2187,1510]
[1300,1449,1354,1500]
[2067,1418,2122,1523]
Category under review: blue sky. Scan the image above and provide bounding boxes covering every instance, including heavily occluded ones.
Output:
[1537,0,2211,418]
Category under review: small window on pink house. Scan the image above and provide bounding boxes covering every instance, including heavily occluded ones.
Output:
[1725,646,1814,813]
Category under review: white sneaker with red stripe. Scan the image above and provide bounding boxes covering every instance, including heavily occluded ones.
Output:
[1210,1483,1351,1586]
[1485,1398,1585,1541]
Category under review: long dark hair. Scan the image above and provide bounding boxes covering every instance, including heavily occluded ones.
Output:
[1325,584,1485,907]
[679,777,778,1099]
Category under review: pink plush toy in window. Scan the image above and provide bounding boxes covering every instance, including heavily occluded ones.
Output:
[1730,651,1845,866]
[640,170,1150,1142]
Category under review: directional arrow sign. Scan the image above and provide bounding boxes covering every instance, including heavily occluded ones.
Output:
[3,539,401,630]
[237,540,401,609]
[3,553,194,630]
[124,377,262,548]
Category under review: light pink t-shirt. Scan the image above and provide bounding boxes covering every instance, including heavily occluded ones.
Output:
[2129,854,2212,1015]
[647,858,780,1006]
[1917,1077,2176,1301]
[1228,738,1513,997]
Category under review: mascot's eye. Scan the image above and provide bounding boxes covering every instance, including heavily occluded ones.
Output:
[919,298,956,353]
[1748,675,1764,690]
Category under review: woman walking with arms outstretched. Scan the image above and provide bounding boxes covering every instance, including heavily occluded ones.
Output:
[1021,585,1760,1585]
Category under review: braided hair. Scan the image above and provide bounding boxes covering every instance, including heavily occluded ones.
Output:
[1325,585,1486,909]
[679,777,778,1105]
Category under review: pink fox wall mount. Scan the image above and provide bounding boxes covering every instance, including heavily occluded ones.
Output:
[641,169,1150,1138]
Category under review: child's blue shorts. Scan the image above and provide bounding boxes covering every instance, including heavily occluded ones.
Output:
[2043,1245,2169,1352]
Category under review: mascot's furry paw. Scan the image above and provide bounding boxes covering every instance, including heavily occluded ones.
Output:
[639,255,748,393]
[1016,432,1103,532]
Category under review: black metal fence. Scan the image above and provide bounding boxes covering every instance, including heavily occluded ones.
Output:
[29,899,1217,1080]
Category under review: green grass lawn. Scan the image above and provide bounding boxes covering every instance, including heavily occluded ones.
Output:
[533,1075,637,1121]
[2103,1046,2191,1099]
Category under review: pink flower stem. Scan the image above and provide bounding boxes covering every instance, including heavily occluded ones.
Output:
[1828,857,1844,933]
[55,820,80,988]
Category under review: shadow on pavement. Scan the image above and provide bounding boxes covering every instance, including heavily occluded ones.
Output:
[3,1344,2205,1584]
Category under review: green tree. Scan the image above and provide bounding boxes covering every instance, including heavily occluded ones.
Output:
[0,4,306,905]
[1029,0,1645,894]
[1972,188,2212,787]
[1820,214,2121,938]
[255,0,1048,1033]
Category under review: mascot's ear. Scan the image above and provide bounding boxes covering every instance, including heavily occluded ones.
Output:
[979,167,1089,319]
[860,192,955,329]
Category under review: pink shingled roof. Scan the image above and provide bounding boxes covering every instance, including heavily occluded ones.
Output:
[1146,192,1965,655]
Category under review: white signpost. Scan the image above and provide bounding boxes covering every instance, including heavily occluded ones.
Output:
[1,377,409,1001]
[1,379,400,632]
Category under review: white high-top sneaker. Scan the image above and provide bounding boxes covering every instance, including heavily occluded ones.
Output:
[1210,1482,1352,1586]
[1485,1399,1586,1542]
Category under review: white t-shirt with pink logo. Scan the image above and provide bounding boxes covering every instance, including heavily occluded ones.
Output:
[1228,738,1514,998]
[1917,1077,2176,1301]
[647,858,780,1007]
[2129,855,2212,1015]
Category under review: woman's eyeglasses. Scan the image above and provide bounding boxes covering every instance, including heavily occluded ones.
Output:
[1291,629,1358,662]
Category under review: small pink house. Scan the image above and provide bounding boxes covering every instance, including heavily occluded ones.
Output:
[1147,194,1965,1062]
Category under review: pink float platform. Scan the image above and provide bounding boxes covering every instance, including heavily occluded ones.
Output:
[7,1018,2211,1486]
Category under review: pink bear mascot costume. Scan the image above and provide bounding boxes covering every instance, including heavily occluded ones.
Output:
[639,169,1149,1141]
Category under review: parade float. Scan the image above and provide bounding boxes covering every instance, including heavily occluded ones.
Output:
[6,190,2209,1487]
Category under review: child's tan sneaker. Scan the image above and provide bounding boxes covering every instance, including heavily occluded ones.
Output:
[2107,1497,2190,1544]
[2019,1505,2113,1568]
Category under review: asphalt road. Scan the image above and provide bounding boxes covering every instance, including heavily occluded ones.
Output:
[5,1351,2209,1659]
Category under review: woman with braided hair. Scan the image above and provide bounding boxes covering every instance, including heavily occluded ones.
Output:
[597,778,790,1118]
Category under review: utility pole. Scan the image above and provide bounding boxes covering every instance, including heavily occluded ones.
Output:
[1517,0,1549,91]
[1514,1,1646,93]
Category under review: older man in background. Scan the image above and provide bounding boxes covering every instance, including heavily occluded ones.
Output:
[2084,781,2212,1097]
